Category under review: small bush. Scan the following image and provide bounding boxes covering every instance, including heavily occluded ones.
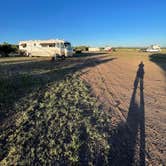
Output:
[149,54,166,62]
[75,50,82,54]
[0,42,18,57]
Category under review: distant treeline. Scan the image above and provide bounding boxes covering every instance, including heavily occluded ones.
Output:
[73,46,89,51]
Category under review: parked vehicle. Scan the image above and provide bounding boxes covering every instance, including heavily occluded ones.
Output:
[146,45,161,52]
[88,47,100,52]
[19,39,73,59]
[104,47,112,52]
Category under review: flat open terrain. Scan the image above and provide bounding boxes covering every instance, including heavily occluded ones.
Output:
[81,51,166,165]
[0,50,165,165]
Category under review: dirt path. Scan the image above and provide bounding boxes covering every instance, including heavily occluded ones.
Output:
[81,53,166,165]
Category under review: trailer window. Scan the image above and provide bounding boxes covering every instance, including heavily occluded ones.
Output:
[49,43,55,47]
[64,42,71,48]
[61,43,65,48]
[21,43,27,48]
[56,43,60,48]
[40,43,48,47]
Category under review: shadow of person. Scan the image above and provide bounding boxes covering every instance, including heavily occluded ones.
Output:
[108,62,145,166]
[127,61,145,166]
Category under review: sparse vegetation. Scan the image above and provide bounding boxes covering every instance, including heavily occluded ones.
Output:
[0,74,112,165]
[74,46,89,53]
[149,53,166,62]
[0,50,165,165]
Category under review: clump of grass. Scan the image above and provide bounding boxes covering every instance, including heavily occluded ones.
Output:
[0,74,112,165]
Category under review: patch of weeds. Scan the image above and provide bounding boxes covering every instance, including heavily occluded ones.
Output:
[0,74,112,165]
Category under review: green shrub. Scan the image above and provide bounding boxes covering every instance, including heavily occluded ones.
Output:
[74,49,82,54]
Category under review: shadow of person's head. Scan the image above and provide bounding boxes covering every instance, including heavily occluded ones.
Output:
[137,61,144,79]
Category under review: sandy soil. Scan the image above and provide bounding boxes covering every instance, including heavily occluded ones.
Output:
[81,52,166,165]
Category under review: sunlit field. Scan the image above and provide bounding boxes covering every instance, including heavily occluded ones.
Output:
[0,50,165,165]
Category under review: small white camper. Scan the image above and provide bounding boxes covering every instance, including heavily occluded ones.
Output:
[19,39,73,58]
[88,47,100,52]
[104,47,112,51]
[146,45,161,52]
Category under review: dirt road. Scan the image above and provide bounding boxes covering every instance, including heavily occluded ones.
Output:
[81,52,166,165]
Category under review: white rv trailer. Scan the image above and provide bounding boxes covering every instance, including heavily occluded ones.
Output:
[19,39,73,58]
[146,45,161,52]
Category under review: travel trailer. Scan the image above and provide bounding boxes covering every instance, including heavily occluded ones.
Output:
[146,45,161,52]
[88,47,100,52]
[104,46,112,52]
[19,39,73,58]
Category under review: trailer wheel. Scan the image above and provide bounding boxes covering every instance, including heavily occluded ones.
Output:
[51,54,58,61]
[51,57,55,61]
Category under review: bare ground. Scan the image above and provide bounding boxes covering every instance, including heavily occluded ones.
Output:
[80,52,166,165]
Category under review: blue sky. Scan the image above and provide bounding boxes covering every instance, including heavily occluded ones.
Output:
[0,0,166,47]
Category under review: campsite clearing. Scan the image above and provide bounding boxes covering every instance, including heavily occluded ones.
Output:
[0,50,165,165]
